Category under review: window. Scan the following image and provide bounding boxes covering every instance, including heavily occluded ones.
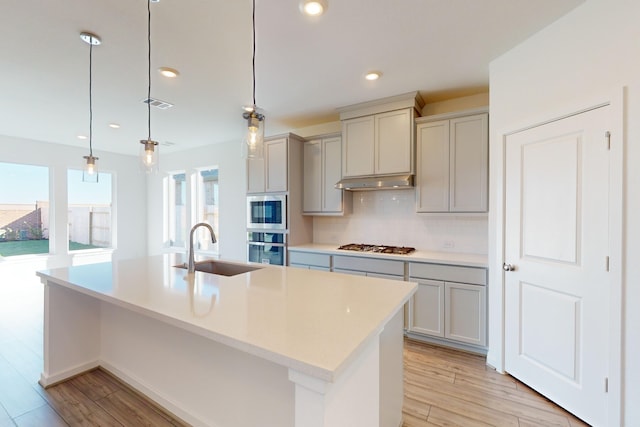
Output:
[0,162,49,257]
[67,169,112,251]
[167,172,187,248]
[194,167,219,254]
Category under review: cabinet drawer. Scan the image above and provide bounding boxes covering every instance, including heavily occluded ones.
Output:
[367,272,405,281]
[333,268,366,276]
[289,263,310,270]
[289,252,331,268]
[333,255,404,276]
[409,263,486,286]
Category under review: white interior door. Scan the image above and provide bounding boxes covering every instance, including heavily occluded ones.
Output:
[504,106,610,426]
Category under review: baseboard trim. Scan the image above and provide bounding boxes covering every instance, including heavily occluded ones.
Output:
[39,360,100,388]
[99,361,212,427]
[404,333,487,356]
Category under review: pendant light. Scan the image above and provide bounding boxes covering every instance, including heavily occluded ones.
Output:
[80,32,101,183]
[140,0,159,173]
[242,0,265,159]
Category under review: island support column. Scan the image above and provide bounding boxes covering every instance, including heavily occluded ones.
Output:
[40,281,101,387]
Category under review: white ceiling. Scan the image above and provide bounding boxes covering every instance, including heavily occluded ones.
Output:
[1,0,583,156]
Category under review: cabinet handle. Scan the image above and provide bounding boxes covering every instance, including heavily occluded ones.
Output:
[502,263,515,272]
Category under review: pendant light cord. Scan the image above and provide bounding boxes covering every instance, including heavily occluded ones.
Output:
[147,0,152,141]
[89,42,94,157]
[252,0,256,107]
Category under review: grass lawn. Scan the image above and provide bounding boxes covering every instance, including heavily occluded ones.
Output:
[0,240,101,257]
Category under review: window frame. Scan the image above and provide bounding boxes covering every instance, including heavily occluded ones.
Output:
[165,171,188,250]
[0,161,51,258]
[66,168,114,253]
[193,166,219,256]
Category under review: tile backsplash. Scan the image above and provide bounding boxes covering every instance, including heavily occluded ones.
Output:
[313,190,488,254]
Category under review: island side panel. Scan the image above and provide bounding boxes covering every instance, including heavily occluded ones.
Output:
[288,334,381,427]
[380,309,405,427]
[98,302,295,427]
[41,280,101,387]
[287,307,406,427]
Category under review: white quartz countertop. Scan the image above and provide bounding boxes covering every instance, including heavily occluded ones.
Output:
[288,243,488,268]
[37,254,416,382]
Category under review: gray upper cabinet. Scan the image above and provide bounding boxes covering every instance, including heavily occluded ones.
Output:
[338,92,423,179]
[342,116,375,177]
[342,108,415,178]
[247,136,289,194]
[303,140,322,211]
[416,112,488,213]
[303,135,346,215]
[375,109,414,175]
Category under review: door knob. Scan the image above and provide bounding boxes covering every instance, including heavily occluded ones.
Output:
[503,263,515,272]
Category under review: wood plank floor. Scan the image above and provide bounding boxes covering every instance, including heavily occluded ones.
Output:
[402,339,591,427]
[40,368,188,426]
[0,341,594,427]
[0,277,591,426]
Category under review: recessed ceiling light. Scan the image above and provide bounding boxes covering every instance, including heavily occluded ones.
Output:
[365,71,382,81]
[109,123,120,129]
[300,0,327,16]
[158,67,179,78]
[77,135,88,140]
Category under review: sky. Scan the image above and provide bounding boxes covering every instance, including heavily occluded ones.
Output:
[0,162,111,205]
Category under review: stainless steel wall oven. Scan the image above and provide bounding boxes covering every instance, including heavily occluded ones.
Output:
[247,231,286,265]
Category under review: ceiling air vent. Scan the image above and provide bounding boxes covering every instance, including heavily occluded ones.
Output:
[142,97,174,110]
[161,141,176,147]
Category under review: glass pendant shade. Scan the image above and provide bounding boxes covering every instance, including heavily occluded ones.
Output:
[82,155,99,183]
[243,110,265,159]
[140,139,159,173]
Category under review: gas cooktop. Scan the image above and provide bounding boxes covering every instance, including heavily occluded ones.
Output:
[337,243,416,255]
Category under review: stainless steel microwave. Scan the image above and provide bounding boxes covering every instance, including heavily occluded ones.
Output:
[247,194,287,230]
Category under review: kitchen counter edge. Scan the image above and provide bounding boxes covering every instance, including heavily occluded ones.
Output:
[289,244,488,268]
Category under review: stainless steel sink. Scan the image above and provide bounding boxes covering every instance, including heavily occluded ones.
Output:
[175,260,262,277]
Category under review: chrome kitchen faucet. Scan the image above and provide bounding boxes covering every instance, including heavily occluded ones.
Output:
[188,222,217,273]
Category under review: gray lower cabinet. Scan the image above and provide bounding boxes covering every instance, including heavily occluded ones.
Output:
[444,281,486,346]
[333,255,405,280]
[332,255,407,328]
[288,251,331,272]
[407,278,445,337]
[288,249,487,350]
[408,262,487,348]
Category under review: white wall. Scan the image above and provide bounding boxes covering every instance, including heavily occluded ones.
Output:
[488,1,640,424]
[0,134,147,280]
[313,190,488,254]
[421,92,489,117]
[146,140,247,262]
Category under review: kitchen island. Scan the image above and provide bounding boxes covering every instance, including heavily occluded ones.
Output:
[36,254,416,427]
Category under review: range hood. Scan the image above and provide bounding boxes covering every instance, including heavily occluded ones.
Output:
[335,174,414,191]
